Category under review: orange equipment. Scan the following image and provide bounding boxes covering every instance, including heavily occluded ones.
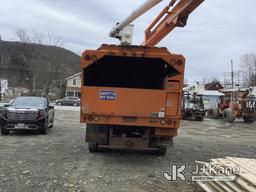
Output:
[81,0,204,154]
[217,89,256,123]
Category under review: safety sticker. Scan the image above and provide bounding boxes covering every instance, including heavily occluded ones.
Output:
[100,90,116,100]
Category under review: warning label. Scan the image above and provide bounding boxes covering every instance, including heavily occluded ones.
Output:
[100,90,116,100]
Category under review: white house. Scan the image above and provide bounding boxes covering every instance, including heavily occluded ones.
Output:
[200,90,225,109]
[65,72,81,98]
[183,83,225,110]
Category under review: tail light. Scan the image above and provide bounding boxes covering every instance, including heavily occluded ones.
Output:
[166,119,173,125]
[87,115,94,121]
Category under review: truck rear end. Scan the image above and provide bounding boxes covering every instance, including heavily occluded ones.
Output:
[81,44,184,154]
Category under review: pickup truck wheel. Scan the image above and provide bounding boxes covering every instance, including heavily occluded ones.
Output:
[49,121,54,128]
[39,120,49,135]
[88,143,98,152]
[1,127,9,135]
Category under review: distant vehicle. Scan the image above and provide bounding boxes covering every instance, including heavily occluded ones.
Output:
[0,96,54,135]
[209,89,256,123]
[182,91,205,121]
[56,97,80,106]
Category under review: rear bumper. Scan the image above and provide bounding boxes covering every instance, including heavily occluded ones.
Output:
[81,113,180,129]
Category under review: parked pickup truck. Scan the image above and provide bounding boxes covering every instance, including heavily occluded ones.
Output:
[0,97,54,135]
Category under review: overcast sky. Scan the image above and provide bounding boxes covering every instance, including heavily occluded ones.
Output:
[0,0,255,82]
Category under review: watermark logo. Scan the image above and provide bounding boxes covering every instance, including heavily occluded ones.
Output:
[162,163,187,182]
[162,162,240,182]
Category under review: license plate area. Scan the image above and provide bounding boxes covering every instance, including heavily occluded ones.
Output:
[15,123,25,128]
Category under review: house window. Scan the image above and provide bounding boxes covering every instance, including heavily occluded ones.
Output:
[73,79,77,86]
[75,92,81,98]
[66,91,74,97]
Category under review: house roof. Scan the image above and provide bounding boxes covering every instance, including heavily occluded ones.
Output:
[199,90,225,96]
[205,82,224,90]
[220,88,249,93]
[66,72,81,80]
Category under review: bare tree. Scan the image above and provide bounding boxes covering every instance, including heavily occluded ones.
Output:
[17,28,63,46]
[31,30,45,45]
[31,30,63,46]
[47,33,63,47]
[240,54,256,87]
[15,28,67,96]
[16,29,31,43]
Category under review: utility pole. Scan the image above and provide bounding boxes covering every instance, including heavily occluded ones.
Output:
[231,59,234,103]
[0,36,2,102]
[231,59,234,89]
[33,71,36,93]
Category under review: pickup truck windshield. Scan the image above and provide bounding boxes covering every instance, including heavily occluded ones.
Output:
[11,97,45,107]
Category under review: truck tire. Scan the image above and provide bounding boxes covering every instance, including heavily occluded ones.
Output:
[39,119,49,135]
[88,143,98,152]
[1,127,9,135]
[49,120,54,128]
[211,109,219,119]
[223,109,235,123]
[158,145,167,156]
[243,116,254,123]
[195,116,204,121]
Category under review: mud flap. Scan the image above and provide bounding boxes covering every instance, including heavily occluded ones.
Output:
[86,124,109,145]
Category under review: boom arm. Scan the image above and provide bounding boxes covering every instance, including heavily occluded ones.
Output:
[109,0,204,46]
[109,0,163,43]
[143,0,204,47]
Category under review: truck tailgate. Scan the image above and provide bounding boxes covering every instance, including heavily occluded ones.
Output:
[82,86,166,117]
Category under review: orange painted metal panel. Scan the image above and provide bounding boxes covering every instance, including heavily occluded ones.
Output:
[82,86,166,117]
[80,44,185,135]
[80,115,180,129]
[165,92,181,117]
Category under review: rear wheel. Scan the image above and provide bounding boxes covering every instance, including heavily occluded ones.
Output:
[210,108,219,119]
[243,116,254,123]
[88,143,98,152]
[195,116,204,121]
[157,145,167,156]
[1,127,9,135]
[73,102,78,106]
[57,102,62,106]
[223,109,235,123]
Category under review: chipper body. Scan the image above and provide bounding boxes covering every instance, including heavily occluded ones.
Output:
[81,44,184,154]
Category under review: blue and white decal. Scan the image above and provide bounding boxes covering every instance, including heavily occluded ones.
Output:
[100,90,116,100]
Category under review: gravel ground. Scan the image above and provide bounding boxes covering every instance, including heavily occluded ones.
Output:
[0,107,255,192]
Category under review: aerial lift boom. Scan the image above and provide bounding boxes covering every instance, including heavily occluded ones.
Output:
[110,0,204,46]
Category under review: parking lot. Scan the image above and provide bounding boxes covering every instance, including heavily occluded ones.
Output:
[0,106,255,192]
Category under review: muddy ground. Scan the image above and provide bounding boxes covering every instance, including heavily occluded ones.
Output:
[0,107,255,192]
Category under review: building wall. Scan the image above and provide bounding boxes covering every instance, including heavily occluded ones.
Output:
[67,76,81,88]
[66,73,81,98]
[66,90,80,98]
[203,95,220,109]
